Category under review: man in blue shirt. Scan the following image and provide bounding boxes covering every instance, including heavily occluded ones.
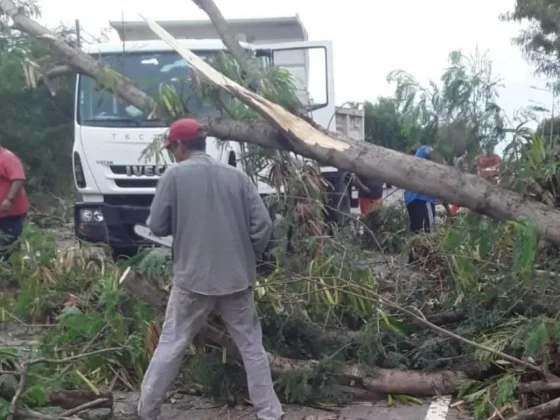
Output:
[404,145,449,232]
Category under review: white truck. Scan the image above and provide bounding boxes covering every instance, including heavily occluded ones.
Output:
[72,16,357,256]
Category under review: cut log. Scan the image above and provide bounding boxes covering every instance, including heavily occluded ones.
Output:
[120,268,467,396]
[508,396,560,420]
[268,353,465,396]
[3,0,560,244]
[518,380,560,393]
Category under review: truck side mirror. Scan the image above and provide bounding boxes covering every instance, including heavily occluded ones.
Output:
[264,46,329,111]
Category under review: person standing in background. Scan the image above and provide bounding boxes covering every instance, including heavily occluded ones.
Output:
[404,145,450,232]
[352,175,384,215]
[0,146,28,259]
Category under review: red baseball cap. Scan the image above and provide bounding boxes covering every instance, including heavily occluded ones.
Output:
[162,118,204,149]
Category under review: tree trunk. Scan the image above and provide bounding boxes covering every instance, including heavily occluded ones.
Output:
[119,268,466,396]
[3,0,560,245]
[190,0,251,73]
[508,396,560,420]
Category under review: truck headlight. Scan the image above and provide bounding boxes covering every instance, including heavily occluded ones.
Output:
[93,209,104,222]
[80,209,104,223]
[80,209,93,222]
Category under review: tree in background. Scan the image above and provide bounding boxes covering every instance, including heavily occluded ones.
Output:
[0,0,77,196]
[502,0,560,91]
[535,116,560,145]
[386,49,505,162]
[363,98,410,153]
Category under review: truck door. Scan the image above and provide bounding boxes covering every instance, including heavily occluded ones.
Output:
[257,41,335,132]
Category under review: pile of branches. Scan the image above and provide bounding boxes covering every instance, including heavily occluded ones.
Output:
[2,193,560,420]
[118,197,560,419]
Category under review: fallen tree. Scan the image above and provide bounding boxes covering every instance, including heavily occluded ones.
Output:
[119,267,467,396]
[2,0,560,244]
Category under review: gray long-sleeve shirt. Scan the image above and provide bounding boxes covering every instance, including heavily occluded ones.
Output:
[147,152,273,296]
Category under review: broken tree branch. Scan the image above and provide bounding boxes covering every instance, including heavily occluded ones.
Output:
[142,16,560,246]
[59,397,110,417]
[0,0,159,116]
[4,348,120,419]
[302,277,549,378]
[4,0,560,245]
[190,0,251,73]
[190,0,307,114]
[119,268,467,396]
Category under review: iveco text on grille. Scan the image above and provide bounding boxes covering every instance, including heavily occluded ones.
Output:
[125,165,167,177]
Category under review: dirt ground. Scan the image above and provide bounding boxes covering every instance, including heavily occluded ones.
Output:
[92,392,470,420]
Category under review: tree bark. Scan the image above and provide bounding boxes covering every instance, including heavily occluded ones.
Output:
[3,0,560,245]
[119,268,466,396]
[190,0,251,73]
[517,380,560,393]
[508,396,560,420]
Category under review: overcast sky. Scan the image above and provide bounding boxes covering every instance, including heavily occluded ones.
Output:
[38,0,553,129]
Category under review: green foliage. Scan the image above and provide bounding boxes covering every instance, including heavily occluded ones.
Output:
[502,0,560,91]
[459,373,519,419]
[361,204,409,253]
[502,133,560,206]
[387,49,504,159]
[363,98,411,152]
[0,224,157,399]
[0,13,80,196]
[275,359,344,405]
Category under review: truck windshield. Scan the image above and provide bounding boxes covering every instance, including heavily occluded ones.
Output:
[77,50,218,127]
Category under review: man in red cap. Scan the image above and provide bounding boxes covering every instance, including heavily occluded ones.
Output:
[138,118,283,420]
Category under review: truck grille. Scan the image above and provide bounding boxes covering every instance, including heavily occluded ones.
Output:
[104,195,154,207]
[114,179,158,188]
[110,165,165,189]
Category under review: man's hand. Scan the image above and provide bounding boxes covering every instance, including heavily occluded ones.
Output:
[0,198,12,212]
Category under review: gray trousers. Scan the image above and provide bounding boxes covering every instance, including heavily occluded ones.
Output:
[138,287,283,420]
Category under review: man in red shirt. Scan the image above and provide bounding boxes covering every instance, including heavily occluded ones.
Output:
[0,147,29,259]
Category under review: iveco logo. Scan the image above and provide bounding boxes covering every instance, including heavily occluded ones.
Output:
[125,165,166,176]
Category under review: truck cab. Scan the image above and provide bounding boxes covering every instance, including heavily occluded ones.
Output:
[73,17,356,256]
